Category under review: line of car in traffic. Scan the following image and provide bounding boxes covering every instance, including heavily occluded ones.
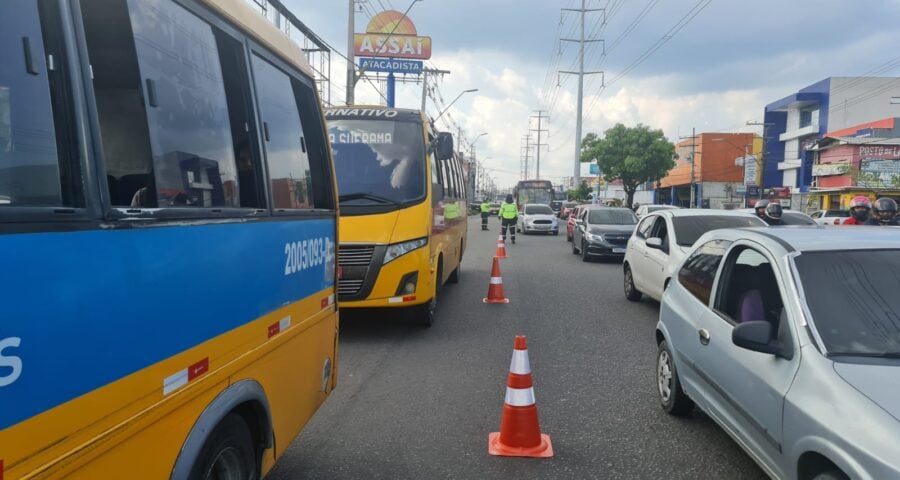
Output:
[555,202,900,479]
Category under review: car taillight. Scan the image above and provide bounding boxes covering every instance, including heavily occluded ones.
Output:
[834,219,840,225]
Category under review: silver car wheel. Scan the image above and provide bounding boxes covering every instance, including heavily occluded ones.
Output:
[657,350,673,403]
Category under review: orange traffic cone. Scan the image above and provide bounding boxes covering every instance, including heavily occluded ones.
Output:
[489,336,553,458]
[494,235,508,259]
[482,256,510,304]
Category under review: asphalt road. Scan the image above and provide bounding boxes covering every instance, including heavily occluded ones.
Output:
[268,216,766,479]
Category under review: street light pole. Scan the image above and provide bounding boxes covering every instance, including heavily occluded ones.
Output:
[433,89,478,123]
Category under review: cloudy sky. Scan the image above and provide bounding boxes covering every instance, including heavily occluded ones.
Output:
[285,0,900,188]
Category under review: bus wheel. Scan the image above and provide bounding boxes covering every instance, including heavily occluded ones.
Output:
[416,265,441,327]
[189,413,258,480]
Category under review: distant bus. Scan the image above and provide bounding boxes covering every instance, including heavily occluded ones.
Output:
[515,180,555,210]
[325,107,466,326]
[1,0,338,478]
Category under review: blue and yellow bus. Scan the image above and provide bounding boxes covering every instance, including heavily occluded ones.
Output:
[325,107,466,326]
[1,0,338,477]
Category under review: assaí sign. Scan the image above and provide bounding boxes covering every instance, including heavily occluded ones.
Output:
[354,10,432,60]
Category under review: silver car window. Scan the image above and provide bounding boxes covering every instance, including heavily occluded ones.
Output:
[677,240,732,306]
[713,247,786,329]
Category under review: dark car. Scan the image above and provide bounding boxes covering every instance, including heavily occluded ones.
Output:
[571,207,637,262]
[550,200,563,215]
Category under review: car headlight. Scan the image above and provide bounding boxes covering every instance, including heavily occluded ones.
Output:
[584,232,603,242]
[383,237,428,264]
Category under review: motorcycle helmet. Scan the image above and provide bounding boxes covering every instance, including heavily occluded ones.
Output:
[765,203,783,221]
[848,195,872,221]
[872,197,898,224]
[754,199,770,217]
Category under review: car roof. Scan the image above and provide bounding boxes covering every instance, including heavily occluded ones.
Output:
[524,203,552,207]
[700,226,900,254]
[582,205,632,210]
[737,208,810,217]
[654,209,759,218]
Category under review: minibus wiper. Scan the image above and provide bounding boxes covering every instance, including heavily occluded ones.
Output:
[339,193,400,206]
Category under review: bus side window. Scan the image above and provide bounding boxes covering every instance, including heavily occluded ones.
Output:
[81,0,249,210]
[429,138,443,205]
[251,54,315,212]
[292,79,334,210]
[0,1,81,209]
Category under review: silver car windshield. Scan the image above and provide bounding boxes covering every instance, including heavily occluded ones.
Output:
[795,250,900,356]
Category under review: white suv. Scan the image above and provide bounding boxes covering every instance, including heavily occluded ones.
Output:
[623,210,765,302]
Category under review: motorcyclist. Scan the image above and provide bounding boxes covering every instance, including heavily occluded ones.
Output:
[753,199,770,220]
[842,196,872,225]
[480,199,490,231]
[762,203,784,226]
[867,197,899,226]
[499,194,518,244]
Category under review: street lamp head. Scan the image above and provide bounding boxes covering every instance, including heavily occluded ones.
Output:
[464,88,478,93]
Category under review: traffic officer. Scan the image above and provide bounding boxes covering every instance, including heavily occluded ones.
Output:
[480,199,490,231]
[867,197,899,225]
[499,194,518,244]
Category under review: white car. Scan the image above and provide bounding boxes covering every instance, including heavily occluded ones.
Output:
[517,203,559,235]
[623,209,766,302]
[635,204,679,218]
[809,209,850,225]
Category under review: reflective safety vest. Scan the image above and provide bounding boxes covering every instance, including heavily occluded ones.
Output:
[500,202,518,219]
[480,202,490,213]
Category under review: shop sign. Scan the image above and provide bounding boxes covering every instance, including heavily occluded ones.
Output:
[859,159,900,188]
[354,10,432,60]
[812,162,850,176]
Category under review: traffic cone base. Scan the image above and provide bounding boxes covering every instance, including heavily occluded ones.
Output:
[488,432,553,458]
[483,297,510,304]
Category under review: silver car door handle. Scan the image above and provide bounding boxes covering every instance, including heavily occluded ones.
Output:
[698,329,710,346]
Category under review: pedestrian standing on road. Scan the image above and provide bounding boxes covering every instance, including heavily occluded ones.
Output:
[867,197,899,226]
[500,194,518,244]
[480,199,490,231]
[843,196,872,225]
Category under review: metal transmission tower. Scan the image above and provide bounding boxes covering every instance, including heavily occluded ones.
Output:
[530,110,549,179]
[560,0,604,187]
[521,135,533,180]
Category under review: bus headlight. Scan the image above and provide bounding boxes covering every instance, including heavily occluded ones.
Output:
[383,238,428,264]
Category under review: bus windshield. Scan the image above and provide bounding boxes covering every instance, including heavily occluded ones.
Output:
[328,119,426,205]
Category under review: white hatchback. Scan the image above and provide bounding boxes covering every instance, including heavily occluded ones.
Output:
[623,210,765,302]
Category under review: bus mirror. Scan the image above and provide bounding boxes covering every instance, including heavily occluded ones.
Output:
[434,132,454,160]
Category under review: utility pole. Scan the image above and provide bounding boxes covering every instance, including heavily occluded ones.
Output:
[746,121,775,190]
[530,110,549,179]
[679,128,699,208]
[521,135,533,180]
[346,0,356,105]
[420,67,451,113]
[560,1,604,188]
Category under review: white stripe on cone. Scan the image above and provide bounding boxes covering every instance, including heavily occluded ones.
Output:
[509,349,531,375]
[505,386,536,407]
[490,277,503,285]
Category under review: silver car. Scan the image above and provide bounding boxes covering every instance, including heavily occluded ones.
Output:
[656,227,900,480]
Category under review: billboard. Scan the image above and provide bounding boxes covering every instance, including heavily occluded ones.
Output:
[354,10,432,60]
[358,57,423,74]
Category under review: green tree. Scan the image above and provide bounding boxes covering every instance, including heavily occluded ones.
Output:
[566,181,592,201]
[581,123,676,208]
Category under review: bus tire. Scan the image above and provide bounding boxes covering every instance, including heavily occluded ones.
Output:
[448,242,463,284]
[188,413,258,480]
[416,262,441,327]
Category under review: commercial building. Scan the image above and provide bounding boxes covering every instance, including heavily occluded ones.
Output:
[809,117,900,211]
[762,77,900,210]
[656,133,762,209]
